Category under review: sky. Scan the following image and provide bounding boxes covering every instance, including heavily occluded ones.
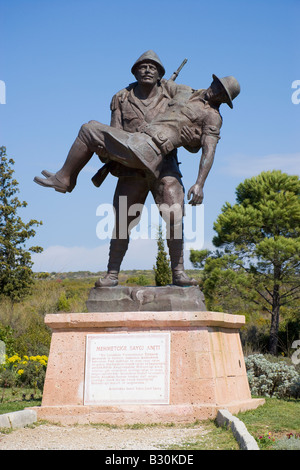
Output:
[1,0,299,273]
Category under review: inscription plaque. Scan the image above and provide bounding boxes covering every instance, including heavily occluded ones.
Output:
[84,332,170,405]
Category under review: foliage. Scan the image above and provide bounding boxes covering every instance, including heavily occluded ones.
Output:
[237,397,300,450]
[240,320,270,355]
[0,324,16,357]
[277,312,300,357]
[126,274,152,286]
[190,171,300,355]
[13,315,51,356]
[56,291,71,311]
[190,249,260,314]
[0,277,95,356]
[256,431,276,449]
[153,225,172,286]
[0,387,42,414]
[189,249,210,270]
[0,147,43,302]
[272,434,300,450]
[0,354,48,391]
[245,354,299,398]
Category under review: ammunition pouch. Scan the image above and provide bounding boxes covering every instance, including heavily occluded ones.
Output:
[152,132,175,156]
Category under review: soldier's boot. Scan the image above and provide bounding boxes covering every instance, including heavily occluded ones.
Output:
[34,137,93,193]
[167,238,198,287]
[95,238,129,287]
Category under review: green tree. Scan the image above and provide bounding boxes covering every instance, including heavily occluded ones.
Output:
[0,324,16,356]
[0,147,43,303]
[190,249,259,314]
[191,171,300,355]
[153,224,172,286]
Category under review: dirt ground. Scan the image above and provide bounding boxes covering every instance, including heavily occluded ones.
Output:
[0,422,208,450]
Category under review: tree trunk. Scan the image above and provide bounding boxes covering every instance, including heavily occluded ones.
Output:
[268,282,280,355]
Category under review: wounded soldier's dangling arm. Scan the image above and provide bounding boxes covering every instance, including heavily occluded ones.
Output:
[187,133,219,205]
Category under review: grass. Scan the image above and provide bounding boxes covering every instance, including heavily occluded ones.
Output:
[236,397,300,449]
[0,390,299,450]
[0,387,42,415]
[163,420,239,450]
[163,399,300,450]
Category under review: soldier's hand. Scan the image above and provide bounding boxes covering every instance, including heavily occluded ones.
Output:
[181,126,201,147]
[187,183,204,205]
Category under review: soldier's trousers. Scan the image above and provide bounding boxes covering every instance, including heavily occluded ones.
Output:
[107,171,185,274]
[77,120,185,274]
[78,120,163,178]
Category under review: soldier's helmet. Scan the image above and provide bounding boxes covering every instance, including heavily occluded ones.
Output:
[212,74,241,108]
[131,50,166,78]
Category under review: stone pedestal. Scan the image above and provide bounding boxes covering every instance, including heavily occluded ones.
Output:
[86,285,206,312]
[33,310,264,425]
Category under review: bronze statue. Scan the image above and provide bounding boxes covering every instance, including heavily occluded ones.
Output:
[34,51,240,287]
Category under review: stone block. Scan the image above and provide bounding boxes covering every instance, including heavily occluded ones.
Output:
[86,285,206,312]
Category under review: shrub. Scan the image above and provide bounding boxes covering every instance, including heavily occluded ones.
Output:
[153,226,172,286]
[17,359,46,390]
[289,376,300,399]
[245,354,300,398]
[0,368,16,388]
[240,322,269,355]
[56,292,71,311]
[0,354,48,391]
[126,274,151,286]
[272,435,300,450]
[0,324,16,357]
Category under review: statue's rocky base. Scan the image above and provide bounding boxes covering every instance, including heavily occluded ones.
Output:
[32,288,264,425]
[86,285,206,312]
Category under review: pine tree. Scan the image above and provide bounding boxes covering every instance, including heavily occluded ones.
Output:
[0,147,43,302]
[191,170,300,355]
[153,224,172,286]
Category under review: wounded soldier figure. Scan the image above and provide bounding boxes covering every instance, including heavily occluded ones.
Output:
[34,73,240,206]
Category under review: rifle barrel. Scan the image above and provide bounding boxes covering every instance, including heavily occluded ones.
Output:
[170,58,188,81]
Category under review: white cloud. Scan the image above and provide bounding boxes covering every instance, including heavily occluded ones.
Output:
[31,238,202,273]
[220,152,300,178]
[32,239,158,273]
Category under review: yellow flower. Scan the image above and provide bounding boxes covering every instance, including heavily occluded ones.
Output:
[8,354,21,363]
[17,369,24,375]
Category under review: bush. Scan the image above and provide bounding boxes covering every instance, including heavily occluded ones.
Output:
[245,354,300,398]
[272,435,300,450]
[289,376,300,399]
[0,324,16,357]
[240,322,269,355]
[0,368,16,388]
[56,292,71,311]
[153,226,172,286]
[0,354,48,391]
[126,274,151,286]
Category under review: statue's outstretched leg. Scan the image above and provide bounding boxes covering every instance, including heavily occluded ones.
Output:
[34,137,93,193]
[34,120,162,192]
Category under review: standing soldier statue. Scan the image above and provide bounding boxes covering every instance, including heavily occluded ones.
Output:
[34,51,240,288]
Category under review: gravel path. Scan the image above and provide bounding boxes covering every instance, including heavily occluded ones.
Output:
[0,423,208,450]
